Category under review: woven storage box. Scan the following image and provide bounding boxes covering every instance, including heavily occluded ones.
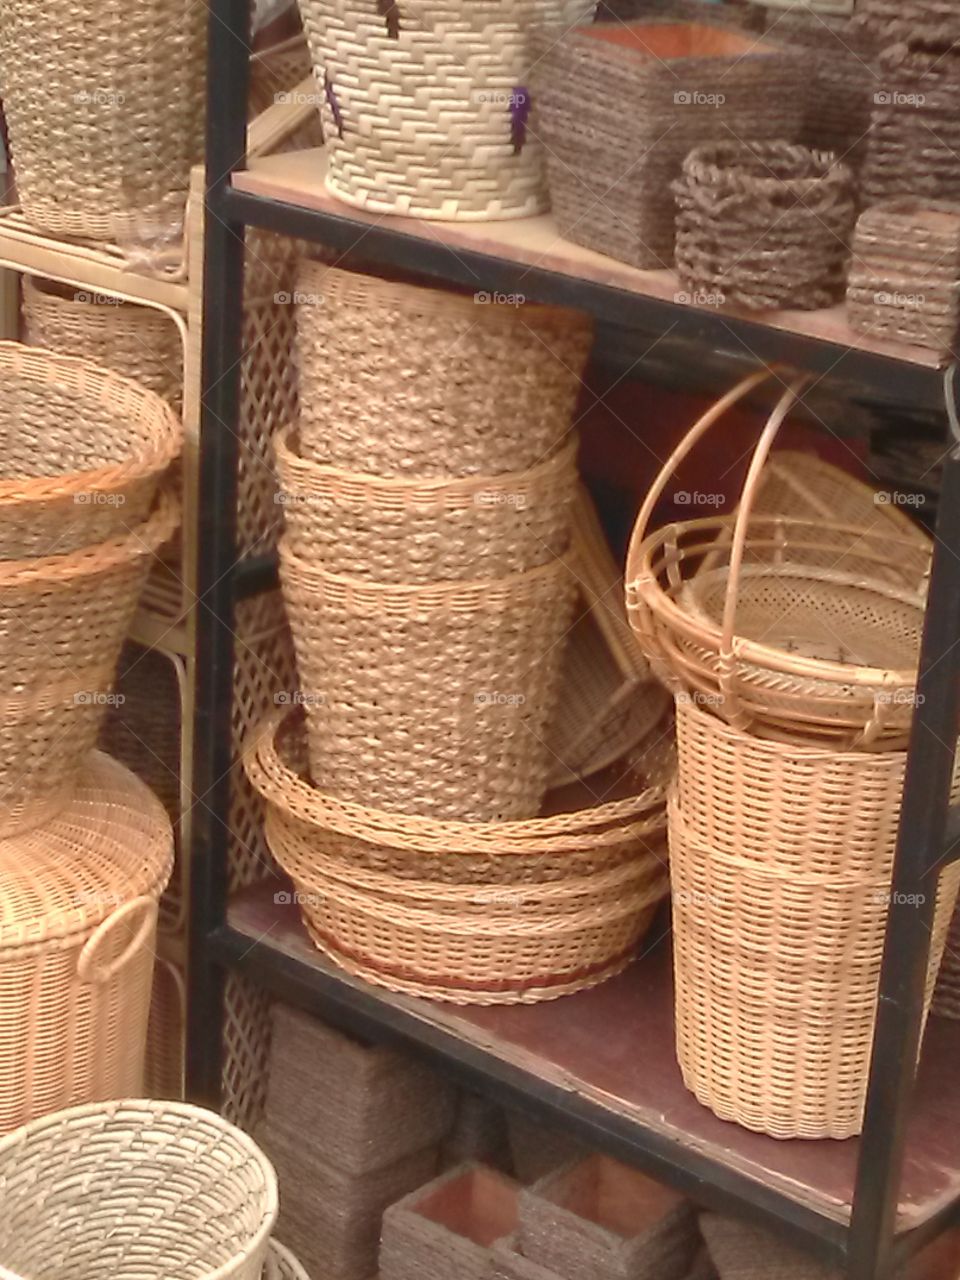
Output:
[699,1215,837,1280]
[673,142,855,311]
[442,1093,512,1171]
[530,21,806,269]
[0,1099,277,1279]
[0,0,206,246]
[518,1155,698,1280]
[857,0,960,39]
[264,1003,456,1174]
[275,427,578,582]
[0,751,173,1134]
[492,1234,566,1280]
[381,1163,520,1280]
[295,265,593,478]
[265,1240,312,1280]
[279,545,577,820]
[847,198,960,360]
[301,0,595,221]
[505,1111,589,1184]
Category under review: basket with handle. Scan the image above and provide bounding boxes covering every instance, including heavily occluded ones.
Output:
[625,371,929,748]
[0,752,173,1134]
[0,1099,278,1279]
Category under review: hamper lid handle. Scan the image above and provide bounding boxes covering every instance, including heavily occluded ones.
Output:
[77,896,159,985]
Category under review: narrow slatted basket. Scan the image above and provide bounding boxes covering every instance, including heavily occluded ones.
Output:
[0,1099,278,1279]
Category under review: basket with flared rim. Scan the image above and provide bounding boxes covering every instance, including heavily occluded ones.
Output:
[625,369,928,748]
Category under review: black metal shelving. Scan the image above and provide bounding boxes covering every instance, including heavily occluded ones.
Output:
[189,4,960,1277]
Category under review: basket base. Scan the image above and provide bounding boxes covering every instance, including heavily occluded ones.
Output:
[324,172,548,224]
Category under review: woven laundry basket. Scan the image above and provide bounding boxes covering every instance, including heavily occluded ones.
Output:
[530,21,807,269]
[0,343,181,557]
[0,488,178,837]
[673,142,856,312]
[264,1241,312,1280]
[0,1099,277,1279]
[274,427,578,581]
[294,264,593,477]
[626,371,929,748]
[279,544,577,820]
[0,0,206,247]
[301,0,596,221]
[0,751,173,1134]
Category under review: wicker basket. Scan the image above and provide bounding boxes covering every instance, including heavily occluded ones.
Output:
[0,0,206,246]
[530,21,807,269]
[264,1241,312,1280]
[275,427,579,582]
[626,372,929,748]
[301,0,596,221]
[698,1214,836,1280]
[673,142,855,312]
[0,343,180,557]
[857,0,960,39]
[0,1099,277,1279]
[295,265,593,478]
[0,751,173,1134]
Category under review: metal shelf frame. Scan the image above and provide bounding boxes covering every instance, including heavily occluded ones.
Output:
[189,3,960,1277]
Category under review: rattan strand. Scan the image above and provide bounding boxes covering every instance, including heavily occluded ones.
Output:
[263,1241,312,1280]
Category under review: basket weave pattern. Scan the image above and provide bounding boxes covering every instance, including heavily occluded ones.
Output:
[857,0,960,39]
[264,1240,312,1280]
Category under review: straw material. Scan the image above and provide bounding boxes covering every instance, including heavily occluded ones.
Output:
[295,264,593,478]
[249,34,324,149]
[301,0,596,221]
[0,1099,277,1279]
[505,1112,589,1184]
[0,0,207,246]
[264,1241,312,1280]
[699,1215,836,1280]
[673,142,855,311]
[491,1235,567,1280]
[0,751,173,1134]
[857,0,960,39]
[442,1093,512,1171]
[530,21,807,270]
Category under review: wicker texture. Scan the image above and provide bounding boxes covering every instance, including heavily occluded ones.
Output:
[492,1235,567,1280]
[673,142,855,311]
[302,0,596,221]
[264,1241,312,1280]
[530,21,807,270]
[0,0,206,245]
[847,197,960,359]
[699,1215,836,1280]
[0,751,173,1134]
[249,35,325,150]
[144,956,187,1101]
[505,1112,589,1184]
[0,1099,277,1279]
[857,0,960,39]
[442,1092,512,1171]
[295,264,593,477]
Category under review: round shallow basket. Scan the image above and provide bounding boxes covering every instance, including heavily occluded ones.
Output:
[0,488,179,837]
[264,1241,311,1280]
[279,541,578,820]
[302,0,595,220]
[673,142,856,311]
[0,1099,277,1279]
[295,264,593,477]
[0,343,181,557]
[0,0,207,246]
[626,371,927,747]
[0,752,173,1134]
[274,427,579,581]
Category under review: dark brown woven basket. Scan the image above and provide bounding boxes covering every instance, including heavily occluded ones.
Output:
[673,141,856,311]
[857,0,960,40]
[699,1214,837,1280]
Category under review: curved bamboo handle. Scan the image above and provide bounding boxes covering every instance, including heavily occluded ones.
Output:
[77,896,158,985]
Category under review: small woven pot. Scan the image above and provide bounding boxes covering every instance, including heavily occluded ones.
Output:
[301,0,596,221]
[0,342,181,557]
[264,1241,312,1280]
[274,427,579,582]
[0,0,206,246]
[673,142,855,311]
[0,1099,277,1279]
[698,1215,836,1280]
[491,1235,566,1280]
[0,752,173,1134]
[295,265,593,478]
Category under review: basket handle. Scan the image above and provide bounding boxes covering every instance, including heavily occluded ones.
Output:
[77,896,158,986]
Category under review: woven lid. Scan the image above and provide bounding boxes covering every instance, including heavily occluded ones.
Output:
[0,751,173,950]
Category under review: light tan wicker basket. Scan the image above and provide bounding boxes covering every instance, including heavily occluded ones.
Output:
[264,1241,312,1280]
[301,0,596,220]
[0,751,173,1134]
[0,342,181,557]
[0,0,207,247]
[0,1099,278,1279]
[279,543,577,820]
[295,264,593,477]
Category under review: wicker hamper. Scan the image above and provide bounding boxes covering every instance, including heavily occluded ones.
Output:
[0,1099,277,1279]
[0,752,173,1134]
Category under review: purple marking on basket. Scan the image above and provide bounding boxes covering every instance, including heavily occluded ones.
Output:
[376,0,400,38]
[510,86,530,154]
[324,72,344,138]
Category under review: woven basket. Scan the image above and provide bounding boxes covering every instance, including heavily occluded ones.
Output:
[264,1241,312,1280]
[301,0,596,221]
[0,343,181,557]
[0,751,173,1134]
[698,1214,836,1280]
[0,0,206,246]
[673,142,855,312]
[295,264,593,478]
[275,427,579,582]
[530,21,807,269]
[626,371,929,748]
[857,0,960,39]
[0,1099,277,1279]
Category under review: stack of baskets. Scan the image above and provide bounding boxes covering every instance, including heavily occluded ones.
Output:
[625,368,955,1140]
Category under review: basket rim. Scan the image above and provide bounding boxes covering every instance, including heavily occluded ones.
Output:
[679,140,852,194]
